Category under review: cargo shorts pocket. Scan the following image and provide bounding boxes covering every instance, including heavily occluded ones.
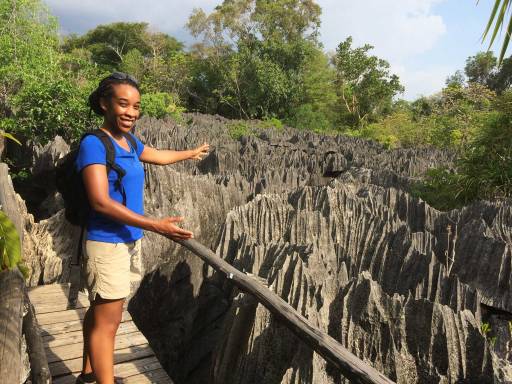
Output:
[83,240,131,302]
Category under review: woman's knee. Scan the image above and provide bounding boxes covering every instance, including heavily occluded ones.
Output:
[91,296,124,334]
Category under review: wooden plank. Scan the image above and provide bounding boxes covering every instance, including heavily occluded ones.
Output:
[37,307,131,326]
[123,369,174,384]
[29,288,71,297]
[28,283,70,296]
[49,343,155,377]
[39,311,132,337]
[114,356,161,377]
[0,269,25,384]
[29,292,72,305]
[175,238,395,384]
[52,356,164,384]
[44,321,138,348]
[29,291,89,304]
[32,295,90,314]
[46,331,148,363]
[37,307,89,326]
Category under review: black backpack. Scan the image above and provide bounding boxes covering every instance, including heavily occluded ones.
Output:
[56,128,138,227]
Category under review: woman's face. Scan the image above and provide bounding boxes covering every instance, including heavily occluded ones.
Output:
[100,83,141,134]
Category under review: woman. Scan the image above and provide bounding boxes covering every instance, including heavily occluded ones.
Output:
[75,72,209,384]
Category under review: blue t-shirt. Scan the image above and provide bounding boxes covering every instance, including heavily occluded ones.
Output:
[75,132,145,243]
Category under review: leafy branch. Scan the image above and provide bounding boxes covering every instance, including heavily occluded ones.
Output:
[0,210,28,278]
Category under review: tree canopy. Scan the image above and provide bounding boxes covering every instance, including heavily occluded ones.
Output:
[334,37,404,127]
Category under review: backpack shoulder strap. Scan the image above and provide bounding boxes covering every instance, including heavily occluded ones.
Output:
[87,129,116,169]
[84,129,128,205]
[123,132,138,154]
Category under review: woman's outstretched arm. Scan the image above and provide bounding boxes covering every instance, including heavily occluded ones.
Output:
[82,164,193,240]
[139,143,210,165]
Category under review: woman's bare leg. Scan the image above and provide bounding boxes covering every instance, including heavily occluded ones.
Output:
[81,306,95,380]
[82,295,125,384]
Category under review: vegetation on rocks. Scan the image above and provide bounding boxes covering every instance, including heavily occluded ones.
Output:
[0,210,27,277]
[0,0,511,211]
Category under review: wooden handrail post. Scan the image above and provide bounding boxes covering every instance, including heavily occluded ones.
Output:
[174,238,395,384]
[0,268,25,383]
[23,290,51,384]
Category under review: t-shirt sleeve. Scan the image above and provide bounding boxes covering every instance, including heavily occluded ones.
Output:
[129,133,145,158]
[76,135,107,172]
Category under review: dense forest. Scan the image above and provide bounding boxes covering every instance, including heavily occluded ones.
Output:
[1,0,511,212]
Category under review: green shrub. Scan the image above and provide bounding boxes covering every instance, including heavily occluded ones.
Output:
[9,76,95,143]
[455,111,512,199]
[346,111,430,149]
[285,104,332,133]
[228,121,252,139]
[412,105,512,210]
[410,167,466,211]
[141,92,185,121]
[258,117,283,130]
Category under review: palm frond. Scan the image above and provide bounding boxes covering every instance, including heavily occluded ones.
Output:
[480,0,512,64]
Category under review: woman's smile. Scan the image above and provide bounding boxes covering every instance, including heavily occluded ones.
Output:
[118,118,134,128]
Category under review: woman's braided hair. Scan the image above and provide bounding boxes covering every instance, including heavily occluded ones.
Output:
[88,72,140,117]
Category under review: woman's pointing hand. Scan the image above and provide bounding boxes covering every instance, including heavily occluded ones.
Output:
[154,216,194,240]
[189,142,210,160]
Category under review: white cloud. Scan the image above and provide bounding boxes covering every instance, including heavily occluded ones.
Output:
[392,64,455,100]
[318,0,447,59]
[318,0,448,99]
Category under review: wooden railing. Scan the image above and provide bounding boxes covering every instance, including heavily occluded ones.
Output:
[0,162,51,383]
[23,288,51,383]
[175,238,395,384]
[0,268,51,384]
[0,269,25,383]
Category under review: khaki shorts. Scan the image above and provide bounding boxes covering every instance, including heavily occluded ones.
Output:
[81,238,142,302]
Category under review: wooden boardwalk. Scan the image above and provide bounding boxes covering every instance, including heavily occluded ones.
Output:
[28,283,173,384]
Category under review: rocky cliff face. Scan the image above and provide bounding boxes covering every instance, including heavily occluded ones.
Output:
[4,114,512,383]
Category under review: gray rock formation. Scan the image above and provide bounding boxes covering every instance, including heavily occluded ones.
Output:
[30,135,69,176]
[205,183,502,383]
[3,113,511,383]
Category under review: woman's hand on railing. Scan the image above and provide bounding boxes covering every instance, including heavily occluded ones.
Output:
[153,216,194,240]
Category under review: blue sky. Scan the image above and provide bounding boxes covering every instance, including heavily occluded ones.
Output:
[45,0,498,100]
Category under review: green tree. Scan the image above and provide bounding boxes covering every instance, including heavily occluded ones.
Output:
[288,47,337,131]
[333,36,404,127]
[0,0,59,118]
[488,56,512,93]
[463,51,512,93]
[0,0,100,144]
[464,51,497,85]
[446,70,466,87]
[119,48,145,84]
[62,22,163,70]
[62,21,191,113]
[431,82,496,148]
[186,0,324,120]
[9,76,95,142]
